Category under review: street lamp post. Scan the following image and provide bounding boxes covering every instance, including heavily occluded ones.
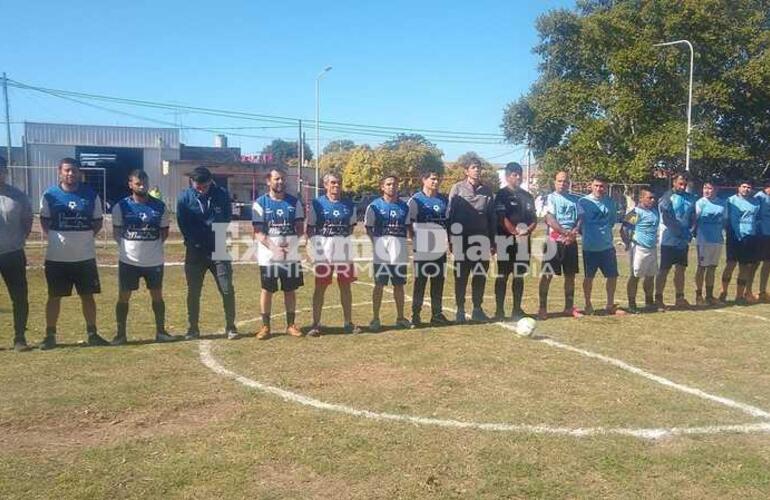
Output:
[315,66,332,196]
[654,40,694,172]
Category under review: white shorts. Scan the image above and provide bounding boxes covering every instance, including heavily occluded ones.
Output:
[629,243,658,278]
[697,243,722,267]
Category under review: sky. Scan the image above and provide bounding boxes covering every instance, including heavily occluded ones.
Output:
[1,0,573,162]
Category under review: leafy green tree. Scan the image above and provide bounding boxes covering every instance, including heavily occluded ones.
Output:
[342,146,381,194]
[323,140,356,154]
[261,139,314,164]
[502,0,770,184]
[441,152,499,192]
[382,133,437,151]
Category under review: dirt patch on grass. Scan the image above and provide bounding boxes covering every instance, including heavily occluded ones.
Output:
[0,396,245,453]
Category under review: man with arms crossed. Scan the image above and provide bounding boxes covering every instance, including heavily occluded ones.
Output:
[306,171,361,336]
[364,174,411,332]
[655,172,696,310]
[493,162,536,321]
[40,158,108,349]
[720,180,761,305]
[620,189,659,313]
[577,175,625,316]
[177,166,237,340]
[538,170,582,320]
[111,170,176,344]
[407,167,450,327]
[446,158,496,323]
[693,181,727,306]
[0,156,33,351]
[252,168,305,340]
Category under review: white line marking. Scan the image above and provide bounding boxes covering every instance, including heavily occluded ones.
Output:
[714,309,770,323]
[198,341,770,439]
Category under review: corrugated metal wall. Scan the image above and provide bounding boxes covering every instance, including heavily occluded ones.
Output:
[25,122,179,148]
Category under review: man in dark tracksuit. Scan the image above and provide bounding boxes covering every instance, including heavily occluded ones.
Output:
[494,162,537,321]
[446,158,496,323]
[177,167,237,339]
[0,156,32,351]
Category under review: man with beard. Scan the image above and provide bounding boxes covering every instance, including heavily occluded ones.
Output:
[111,170,175,344]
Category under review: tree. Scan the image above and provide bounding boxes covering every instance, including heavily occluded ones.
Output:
[502,0,770,184]
[323,140,356,155]
[342,146,380,194]
[382,133,437,151]
[441,152,500,192]
[261,139,314,164]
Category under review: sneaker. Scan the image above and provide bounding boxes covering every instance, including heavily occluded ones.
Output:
[343,323,362,334]
[606,304,627,316]
[395,318,411,329]
[626,305,640,315]
[568,307,584,318]
[735,297,749,306]
[40,335,56,350]
[13,338,31,352]
[759,292,770,303]
[184,330,200,341]
[286,324,304,337]
[111,334,127,346]
[307,325,322,337]
[430,313,451,326]
[455,310,466,324]
[493,310,506,321]
[155,331,179,343]
[695,295,705,307]
[583,305,595,316]
[744,293,760,305]
[718,292,728,303]
[675,297,691,309]
[470,308,490,323]
[87,333,110,347]
[537,308,548,321]
[511,309,527,322]
[654,299,667,312]
[368,319,382,333]
[226,328,240,340]
[256,325,272,340]
[706,296,722,307]
[410,314,422,329]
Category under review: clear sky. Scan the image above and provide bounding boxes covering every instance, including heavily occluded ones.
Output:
[2,0,572,162]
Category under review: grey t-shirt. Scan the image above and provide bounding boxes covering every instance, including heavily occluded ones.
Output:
[0,183,33,255]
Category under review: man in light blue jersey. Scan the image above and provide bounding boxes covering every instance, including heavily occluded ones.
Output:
[751,178,770,302]
[538,170,582,320]
[620,189,659,313]
[694,181,727,306]
[655,172,696,310]
[720,179,761,305]
[577,175,624,316]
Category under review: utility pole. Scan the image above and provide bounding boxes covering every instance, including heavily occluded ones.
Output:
[654,40,694,172]
[298,119,303,196]
[315,66,332,197]
[2,73,12,167]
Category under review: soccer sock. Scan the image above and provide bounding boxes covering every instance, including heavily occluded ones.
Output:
[261,313,271,327]
[695,289,703,297]
[644,293,654,306]
[86,324,98,336]
[152,300,165,334]
[45,326,56,337]
[512,278,524,312]
[115,302,129,336]
[494,276,507,313]
[706,286,714,299]
[286,311,296,325]
[654,293,664,303]
[539,286,548,310]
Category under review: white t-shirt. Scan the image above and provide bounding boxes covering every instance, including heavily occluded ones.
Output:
[112,196,170,267]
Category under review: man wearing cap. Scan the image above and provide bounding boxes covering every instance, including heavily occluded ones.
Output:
[0,156,33,351]
[177,166,238,340]
[446,157,496,323]
[40,157,109,349]
[252,168,305,340]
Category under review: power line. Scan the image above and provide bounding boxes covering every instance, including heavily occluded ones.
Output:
[7,78,509,140]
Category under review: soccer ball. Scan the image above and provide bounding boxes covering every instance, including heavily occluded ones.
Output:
[515,317,537,337]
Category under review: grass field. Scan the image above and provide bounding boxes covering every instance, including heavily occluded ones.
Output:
[1,242,769,498]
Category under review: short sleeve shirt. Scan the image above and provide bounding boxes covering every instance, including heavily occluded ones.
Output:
[577,194,616,252]
[41,184,103,262]
[754,191,770,236]
[544,192,579,240]
[695,197,726,245]
[623,206,659,249]
[252,193,304,265]
[727,194,760,240]
[307,195,356,263]
[494,187,536,236]
[112,196,170,267]
[365,197,409,265]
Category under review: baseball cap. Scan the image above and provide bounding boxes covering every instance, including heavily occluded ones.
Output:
[189,166,212,183]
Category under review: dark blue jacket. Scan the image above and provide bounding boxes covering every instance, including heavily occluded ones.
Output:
[176,184,232,253]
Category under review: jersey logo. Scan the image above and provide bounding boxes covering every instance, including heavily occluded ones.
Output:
[68,201,78,210]
[276,208,285,216]
[332,209,340,217]
[432,204,441,212]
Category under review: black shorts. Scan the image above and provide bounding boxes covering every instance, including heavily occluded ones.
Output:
[660,245,688,270]
[373,263,408,286]
[497,238,531,276]
[413,254,447,279]
[119,262,164,291]
[260,263,304,293]
[726,235,760,264]
[541,241,579,276]
[45,259,101,297]
[761,235,770,262]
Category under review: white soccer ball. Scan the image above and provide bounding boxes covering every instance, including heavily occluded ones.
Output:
[515,317,537,337]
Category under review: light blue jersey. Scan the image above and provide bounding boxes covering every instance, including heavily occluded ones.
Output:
[658,189,696,248]
[577,194,616,252]
[695,196,727,245]
[623,206,659,249]
[545,191,579,240]
[727,194,760,240]
[755,190,770,236]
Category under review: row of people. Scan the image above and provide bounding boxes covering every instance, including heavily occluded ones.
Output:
[0,156,769,351]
